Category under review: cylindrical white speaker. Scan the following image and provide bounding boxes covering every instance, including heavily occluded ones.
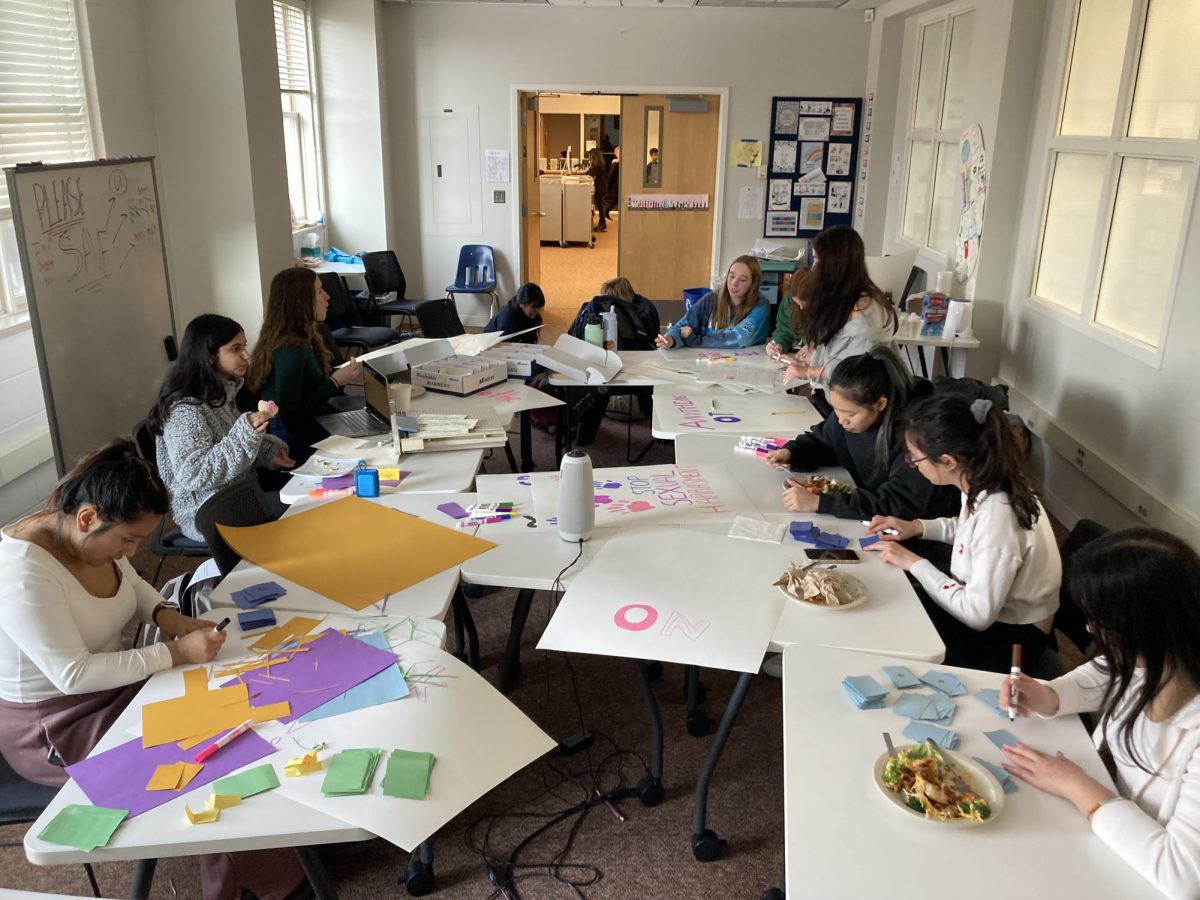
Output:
[558,450,595,542]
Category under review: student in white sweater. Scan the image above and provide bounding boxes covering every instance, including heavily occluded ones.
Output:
[1000,528,1200,900]
[865,393,1061,672]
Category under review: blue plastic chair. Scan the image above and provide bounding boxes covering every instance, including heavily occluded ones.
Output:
[445,244,499,315]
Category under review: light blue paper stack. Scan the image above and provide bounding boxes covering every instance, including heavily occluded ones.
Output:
[842,674,889,710]
[882,665,922,689]
[893,691,957,726]
[919,670,967,696]
[901,721,961,750]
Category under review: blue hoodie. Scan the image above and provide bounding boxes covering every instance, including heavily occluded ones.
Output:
[664,291,768,349]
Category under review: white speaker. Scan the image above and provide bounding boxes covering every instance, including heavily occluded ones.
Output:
[558,450,595,542]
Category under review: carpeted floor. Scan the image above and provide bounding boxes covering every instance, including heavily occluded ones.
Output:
[536,214,618,343]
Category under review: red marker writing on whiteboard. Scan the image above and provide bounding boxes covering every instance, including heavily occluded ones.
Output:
[193,719,254,764]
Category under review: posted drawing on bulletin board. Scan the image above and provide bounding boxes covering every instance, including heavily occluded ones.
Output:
[763,96,862,237]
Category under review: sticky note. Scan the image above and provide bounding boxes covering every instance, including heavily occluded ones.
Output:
[437,502,469,520]
[205,794,242,810]
[321,748,382,796]
[381,749,437,800]
[284,752,323,777]
[212,764,280,799]
[882,665,921,689]
[984,728,1020,749]
[184,804,220,825]
[858,534,880,548]
[37,805,127,851]
[377,467,404,485]
[146,762,186,791]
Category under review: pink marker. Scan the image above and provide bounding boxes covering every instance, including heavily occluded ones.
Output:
[193,719,254,764]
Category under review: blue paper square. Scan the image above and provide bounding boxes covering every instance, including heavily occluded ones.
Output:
[882,665,921,689]
[902,722,960,750]
[815,532,849,549]
[859,534,880,548]
[238,609,277,630]
[984,728,1020,749]
[975,688,1009,718]
[789,521,815,536]
[973,756,1019,794]
[919,670,967,696]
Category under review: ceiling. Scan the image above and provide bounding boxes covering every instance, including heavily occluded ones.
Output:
[387,0,867,8]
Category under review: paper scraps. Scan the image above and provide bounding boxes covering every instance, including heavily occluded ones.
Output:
[285,752,323,777]
[973,757,1019,794]
[248,615,323,653]
[185,804,219,825]
[882,665,921,689]
[919,670,967,696]
[145,761,204,792]
[140,667,290,747]
[212,764,280,799]
[902,721,960,750]
[206,794,242,810]
[892,692,956,726]
[37,805,127,851]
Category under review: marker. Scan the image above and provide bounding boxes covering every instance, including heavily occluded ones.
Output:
[1009,645,1022,722]
[213,617,230,633]
[596,790,625,822]
[860,521,899,536]
[307,487,354,499]
[193,719,254,764]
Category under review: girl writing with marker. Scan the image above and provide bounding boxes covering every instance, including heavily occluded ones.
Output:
[655,256,769,349]
[864,393,1061,672]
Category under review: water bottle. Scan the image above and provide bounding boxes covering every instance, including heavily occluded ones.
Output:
[600,309,618,350]
[583,313,604,348]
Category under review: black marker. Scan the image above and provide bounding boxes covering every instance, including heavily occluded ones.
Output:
[213,617,231,633]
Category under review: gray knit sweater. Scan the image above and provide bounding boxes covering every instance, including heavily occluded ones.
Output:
[155,379,286,541]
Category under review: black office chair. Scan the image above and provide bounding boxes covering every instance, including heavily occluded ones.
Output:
[319,272,404,355]
[0,753,101,897]
[361,251,433,333]
[193,480,279,577]
[415,297,466,339]
[132,419,208,585]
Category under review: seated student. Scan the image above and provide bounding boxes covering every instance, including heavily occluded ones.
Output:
[765,346,959,522]
[865,393,1061,673]
[148,314,292,542]
[0,440,305,898]
[1000,527,1200,900]
[484,283,545,342]
[248,267,361,463]
[655,256,768,349]
[766,265,809,363]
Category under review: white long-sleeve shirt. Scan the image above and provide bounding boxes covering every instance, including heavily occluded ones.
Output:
[0,527,173,702]
[1051,660,1200,899]
[910,490,1060,630]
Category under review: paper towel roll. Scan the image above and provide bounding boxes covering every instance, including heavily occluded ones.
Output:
[935,270,954,294]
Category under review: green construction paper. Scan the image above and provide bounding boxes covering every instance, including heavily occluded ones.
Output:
[381,749,436,800]
[211,764,280,799]
[37,804,128,851]
[321,748,382,796]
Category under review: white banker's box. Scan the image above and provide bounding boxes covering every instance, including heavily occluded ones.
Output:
[480,342,549,378]
[411,354,507,396]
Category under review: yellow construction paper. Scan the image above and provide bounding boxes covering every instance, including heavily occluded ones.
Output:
[177,733,217,752]
[378,467,402,482]
[176,762,204,790]
[141,667,290,748]
[283,752,322,777]
[248,616,323,652]
[205,794,242,810]
[184,804,220,825]
[217,497,496,611]
[146,762,187,791]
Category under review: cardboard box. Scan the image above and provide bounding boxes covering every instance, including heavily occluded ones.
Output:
[411,354,508,396]
[480,342,549,378]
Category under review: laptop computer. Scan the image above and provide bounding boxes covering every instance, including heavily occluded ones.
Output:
[316,362,395,438]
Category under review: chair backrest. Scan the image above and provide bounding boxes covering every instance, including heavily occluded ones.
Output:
[865,247,919,307]
[454,244,496,290]
[193,480,279,576]
[132,418,158,470]
[319,272,364,329]
[0,751,58,825]
[315,322,346,365]
[1055,518,1110,654]
[362,250,407,299]
[416,297,465,338]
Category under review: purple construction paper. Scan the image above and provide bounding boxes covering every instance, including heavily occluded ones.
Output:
[66,731,275,818]
[437,502,469,520]
[322,473,356,490]
[220,630,397,723]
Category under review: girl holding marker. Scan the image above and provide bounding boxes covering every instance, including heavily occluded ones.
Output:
[655,256,769,349]
[999,528,1200,900]
[864,392,1060,672]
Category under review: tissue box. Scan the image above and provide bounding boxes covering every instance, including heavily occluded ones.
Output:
[411,355,507,396]
[480,342,549,378]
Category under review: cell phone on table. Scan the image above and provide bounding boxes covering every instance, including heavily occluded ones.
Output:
[803,548,861,563]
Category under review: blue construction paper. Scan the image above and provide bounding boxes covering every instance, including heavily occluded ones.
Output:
[789,522,819,543]
[975,689,1009,718]
[984,728,1020,749]
[902,722,960,750]
[919,670,967,696]
[297,631,409,723]
[238,609,277,630]
[231,581,287,609]
[842,674,888,709]
[973,757,1019,794]
[859,534,880,548]
[892,692,956,724]
[789,521,815,535]
[815,532,850,549]
[882,665,922,689]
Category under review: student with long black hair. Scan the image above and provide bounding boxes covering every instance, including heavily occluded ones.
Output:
[484,282,545,342]
[1000,528,1200,899]
[865,393,1061,672]
[766,346,959,521]
[149,314,292,541]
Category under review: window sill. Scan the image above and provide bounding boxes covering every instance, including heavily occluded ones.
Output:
[0,310,31,339]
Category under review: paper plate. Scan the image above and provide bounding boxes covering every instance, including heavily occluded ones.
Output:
[873,746,1005,826]
[777,572,867,610]
[291,455,359,477]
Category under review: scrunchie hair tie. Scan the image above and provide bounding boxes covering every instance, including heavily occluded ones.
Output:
[970,398,993,425]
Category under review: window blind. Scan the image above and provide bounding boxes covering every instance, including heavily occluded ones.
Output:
[274,1,310,95]
[0,0,93,218]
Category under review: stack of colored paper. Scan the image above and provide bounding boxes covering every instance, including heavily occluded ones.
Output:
[37,805,127,851]
[919,670,967,696]
[789,522,850,548]
[297,631,409,723]
[322,748,382,796]
[882,665,922,689]
[381,749,437,800]
[238,609,277,630]
[230,581,287,609]
[842,674,889,709]
[892,692,957,726]
[902,722,960,750]
[145,761,204,792]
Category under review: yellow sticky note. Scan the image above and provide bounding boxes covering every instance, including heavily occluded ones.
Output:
[146,762,186,791]
[184,804,220,825]
[205,794,242,810]
[378,467,401,482]
[283,752,322,777]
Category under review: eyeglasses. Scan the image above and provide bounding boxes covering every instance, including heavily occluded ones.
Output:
[904,452,930,470]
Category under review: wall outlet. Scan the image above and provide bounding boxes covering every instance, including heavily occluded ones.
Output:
[1074,447,1086,468]
[493,190,506,204]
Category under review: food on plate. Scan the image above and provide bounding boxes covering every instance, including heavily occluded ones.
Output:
[258,400,279,417]
[800,475,852,495]
[773,563,857,606]
[882,743,991,821]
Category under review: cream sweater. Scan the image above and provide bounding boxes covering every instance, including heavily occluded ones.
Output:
[0,527,173,702]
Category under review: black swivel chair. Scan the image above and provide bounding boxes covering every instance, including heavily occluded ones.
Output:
[415,297,466,339]
[319,272,404,355]
[193,480,279,577]
[361,251,433,334]
[132,419,208,585]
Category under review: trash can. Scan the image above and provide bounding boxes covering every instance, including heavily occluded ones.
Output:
[682,287,707,311]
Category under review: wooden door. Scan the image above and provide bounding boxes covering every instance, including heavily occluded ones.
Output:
[518,91,541,286]
[619,94,720,300]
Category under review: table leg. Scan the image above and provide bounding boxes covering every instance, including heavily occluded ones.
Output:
[761,862,786,900]
[128,859,156,900]
[503,439,519,474]
[296,845,338,900]
[634,660,665,806]
[450,585,480,670]
[691,671,754,862]
[520,409,534,471]
[403,839,436,896]
[555,393,569,466]
[497,588,535,693]
[918,345,932,379]
[684,666,712,737]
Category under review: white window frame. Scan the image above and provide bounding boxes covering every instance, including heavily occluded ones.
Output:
[895,2,975,268]
[274,0,325,228]
[1026,0,1200,367]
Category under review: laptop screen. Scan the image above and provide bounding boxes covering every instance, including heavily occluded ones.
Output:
[363,364,392,420]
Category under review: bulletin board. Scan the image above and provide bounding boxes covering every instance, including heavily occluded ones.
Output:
[763,97,863,238]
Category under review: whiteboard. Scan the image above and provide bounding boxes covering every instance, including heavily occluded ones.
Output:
[6,158,177,471]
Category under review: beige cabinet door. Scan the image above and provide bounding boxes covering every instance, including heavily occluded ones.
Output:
[619,94,720,300]
[518,91,541,286]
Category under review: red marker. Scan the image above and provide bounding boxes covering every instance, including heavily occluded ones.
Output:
[193,719,254,764]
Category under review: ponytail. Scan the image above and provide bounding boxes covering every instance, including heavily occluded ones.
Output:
[47,438,169,526]
[827,345,915,463]
[902,393,1040,529]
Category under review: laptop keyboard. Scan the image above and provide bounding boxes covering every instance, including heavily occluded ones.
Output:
[340,409,373,433]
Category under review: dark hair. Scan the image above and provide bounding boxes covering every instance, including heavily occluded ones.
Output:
[511,283,546,310]
[47,438,169,527]
[798,225,895,347]
[146,315,244,435]
[249,267,330,392]
[1069,527,1200,773]
[903,392,1040,529]
[827,345,916,462]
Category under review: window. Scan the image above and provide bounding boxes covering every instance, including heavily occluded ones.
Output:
[899,8,975,259]
[274,0,323,227]
[0,0,94,317]
[1031,0,1200,354]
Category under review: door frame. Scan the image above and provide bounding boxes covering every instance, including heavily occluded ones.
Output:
[510,83,730,289]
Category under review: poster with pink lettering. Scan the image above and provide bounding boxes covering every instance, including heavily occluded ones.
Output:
[529,463,761,528]
[537,528,787,672]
